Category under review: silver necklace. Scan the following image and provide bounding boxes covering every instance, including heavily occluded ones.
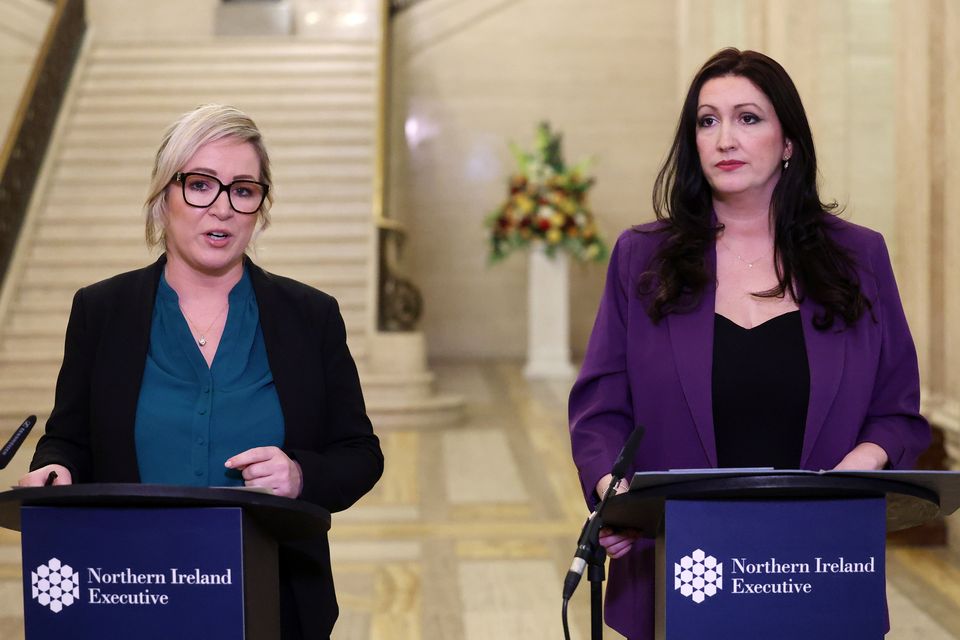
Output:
[180,302,229,347]
[719,236,770,269]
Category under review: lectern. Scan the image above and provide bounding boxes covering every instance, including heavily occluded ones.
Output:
[0,484,331,640]
[600,470,960,640]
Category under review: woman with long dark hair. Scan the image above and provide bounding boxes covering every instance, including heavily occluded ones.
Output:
[568,48,929,639]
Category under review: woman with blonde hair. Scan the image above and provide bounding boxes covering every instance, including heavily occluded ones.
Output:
[21,104,383,639]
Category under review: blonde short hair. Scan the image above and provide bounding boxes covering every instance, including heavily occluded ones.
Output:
[144,104,274,249]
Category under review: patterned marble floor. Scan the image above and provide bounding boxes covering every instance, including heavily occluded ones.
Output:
[0,361,957,638]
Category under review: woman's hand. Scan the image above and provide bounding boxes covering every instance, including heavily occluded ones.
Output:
[599,526,642,559]
[18,464,72,487]
[595,473,629,499]
[594,473,640,558]
[225,447,302,498]
[832,442,889,471]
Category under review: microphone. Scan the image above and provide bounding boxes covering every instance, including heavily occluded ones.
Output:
[0,415,37,470]
[563,424,645,600]
[610,424,646,479]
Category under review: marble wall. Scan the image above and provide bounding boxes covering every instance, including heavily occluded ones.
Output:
[387,0,898,359]
[0,0,54,139]
[892,0,960,528]
[388,0,676,358]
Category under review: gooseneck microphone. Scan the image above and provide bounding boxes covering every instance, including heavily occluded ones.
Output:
[0,415,37,470]
[563,424,645,600]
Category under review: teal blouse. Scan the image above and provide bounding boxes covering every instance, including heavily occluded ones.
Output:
[134,268,284,486]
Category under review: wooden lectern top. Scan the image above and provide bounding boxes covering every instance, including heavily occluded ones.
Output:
[601,470,954,538]
[0,484,331,541]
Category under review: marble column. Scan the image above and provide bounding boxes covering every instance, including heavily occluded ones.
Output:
[523,246,576,380]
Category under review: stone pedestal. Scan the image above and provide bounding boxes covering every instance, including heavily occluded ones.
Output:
[523,246,576,380]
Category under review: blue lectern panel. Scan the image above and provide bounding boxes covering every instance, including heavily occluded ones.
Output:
[665,499,886,640]
[21,507,245,640]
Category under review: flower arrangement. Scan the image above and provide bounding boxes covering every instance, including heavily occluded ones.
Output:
[485,122,608,264]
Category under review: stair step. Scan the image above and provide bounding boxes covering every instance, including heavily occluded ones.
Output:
[84,59,377,79]
[74,92,376,113]
[0,337,67,357]
[63,127,374,148]
[33,220,371,241]
[0,390,56,414]
[52,161,372,183]
[357,371,435,401]
[0,334,369,364]
[69,109,375,129]
[0,385,459,433]
[13,284,369,314]
[43,183,373,206]
[0,366,426,395]
[0,307,367,344]
[4,300,367,337]
[366,394,466,430]
[41,201,372,222]
[19,265,370,290]
[0,391,461,431]
[89,41,377,61]
[79,77,376,98]
[58,145,373,164]
[27,244,370,267]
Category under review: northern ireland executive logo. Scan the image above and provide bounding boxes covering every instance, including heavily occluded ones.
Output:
[675,548,723,604]
[31,558,79,613]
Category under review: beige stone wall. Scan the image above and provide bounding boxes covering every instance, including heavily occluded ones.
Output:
[888,0,960,553]
[389,0,898,358]
[389,0,675,358]
[0,0,54,138]
[897,0,960,446]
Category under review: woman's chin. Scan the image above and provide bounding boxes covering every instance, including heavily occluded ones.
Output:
[170,250,245,278]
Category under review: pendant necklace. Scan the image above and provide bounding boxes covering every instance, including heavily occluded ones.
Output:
[180,301,229,348]
[720,236,770,269]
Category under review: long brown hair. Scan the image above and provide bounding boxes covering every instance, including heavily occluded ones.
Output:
[641,48,869,330]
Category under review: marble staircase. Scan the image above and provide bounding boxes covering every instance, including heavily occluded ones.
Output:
[0,35,462,434]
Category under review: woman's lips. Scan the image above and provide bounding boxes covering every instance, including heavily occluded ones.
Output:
[716,160,745,171]
[203,231,231,247]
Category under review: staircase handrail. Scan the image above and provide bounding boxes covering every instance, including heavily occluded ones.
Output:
[0,0,86,286]
[377,0,423,331]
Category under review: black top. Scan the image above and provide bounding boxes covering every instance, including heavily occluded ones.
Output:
[712,311,810,469]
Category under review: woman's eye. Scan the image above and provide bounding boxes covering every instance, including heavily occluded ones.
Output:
[232,184,258,199]
[741,113,760,124]
[188,179,213,191]
[698,115,717,128]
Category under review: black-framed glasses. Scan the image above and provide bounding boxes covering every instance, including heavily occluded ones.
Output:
[174,172,269,215]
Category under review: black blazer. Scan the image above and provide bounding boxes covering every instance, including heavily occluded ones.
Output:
[31,255,384,637]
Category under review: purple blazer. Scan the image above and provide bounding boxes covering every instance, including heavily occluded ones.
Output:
[568,218,930,640]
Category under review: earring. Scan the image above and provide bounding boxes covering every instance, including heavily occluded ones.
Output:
[783,157,790,170]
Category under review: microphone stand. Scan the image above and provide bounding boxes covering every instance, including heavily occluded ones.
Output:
[562,425,645,640]
[588,530,607,639]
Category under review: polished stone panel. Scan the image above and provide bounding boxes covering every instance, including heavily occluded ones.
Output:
[459,560,582,640]
[442,428,528,504]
